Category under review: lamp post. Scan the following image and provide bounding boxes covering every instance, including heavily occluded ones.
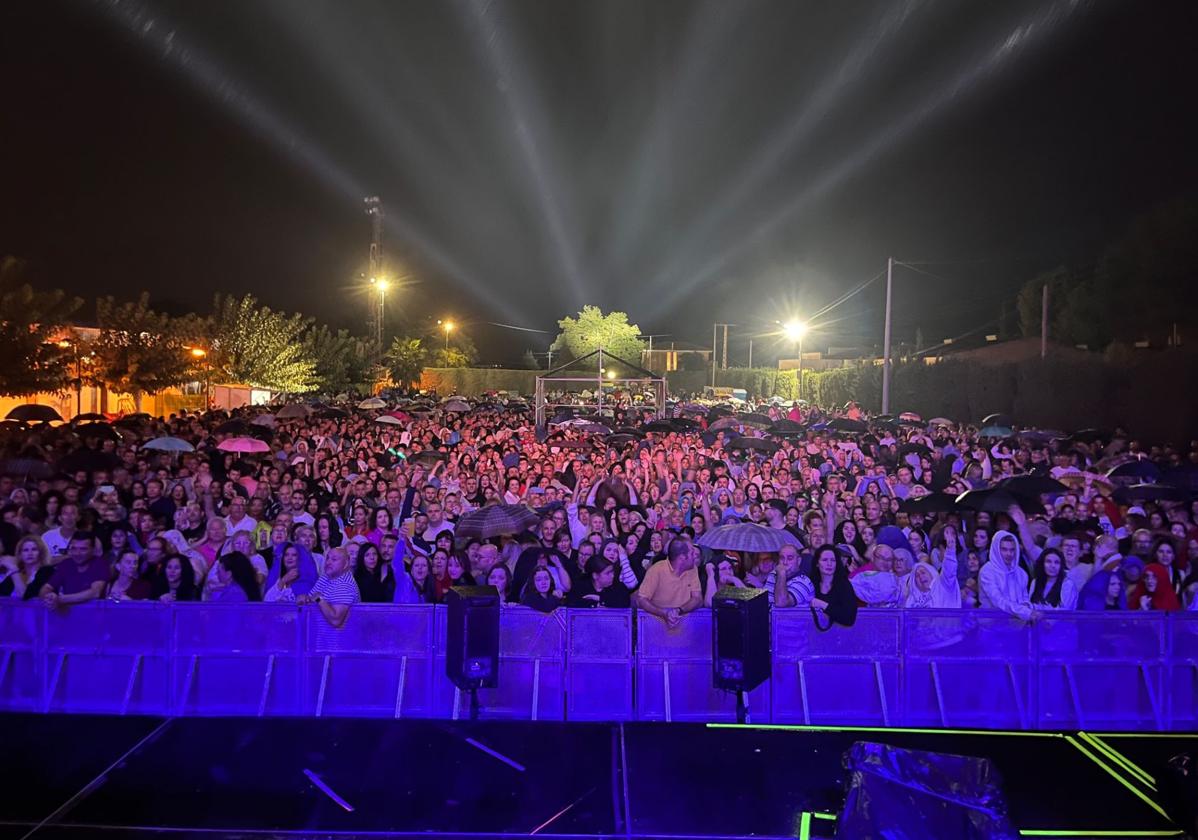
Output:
[370,277,390,346]
[439,319,454,353]
[58,338,81,416]
[189,347,209,408]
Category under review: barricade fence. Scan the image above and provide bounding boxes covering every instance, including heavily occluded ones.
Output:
[1,601,1195,729]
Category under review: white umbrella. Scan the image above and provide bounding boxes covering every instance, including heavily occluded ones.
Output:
[444,400,470,413]
[358,397,386,410]
[143,436,195,453]
[375,415,404,425]
[252,414,277,427]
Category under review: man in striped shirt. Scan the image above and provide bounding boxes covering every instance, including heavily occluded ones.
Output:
[298,546,361,649]
[766,544,814,608]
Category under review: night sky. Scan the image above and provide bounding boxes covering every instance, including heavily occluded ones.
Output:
[2,0,1196,363]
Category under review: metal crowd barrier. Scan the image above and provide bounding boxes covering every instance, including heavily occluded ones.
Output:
[1,600,1194,729]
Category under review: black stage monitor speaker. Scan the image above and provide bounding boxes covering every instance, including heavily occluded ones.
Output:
[712,586,771,692]
[445,586,500,690]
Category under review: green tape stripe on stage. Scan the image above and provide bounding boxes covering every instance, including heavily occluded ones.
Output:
[1064,736,1172,822]
[1078,732,1157,790]
[706,723,1063,738]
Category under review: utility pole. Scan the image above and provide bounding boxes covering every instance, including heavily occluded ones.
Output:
[365,196,384,345]
[881,257,894,415]
[712,323,735,385]
[712,324,718,387]
[1040,282,1049,359]
[747,338,753,369]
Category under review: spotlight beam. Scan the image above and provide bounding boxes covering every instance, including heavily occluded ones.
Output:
[642,0,1089,321]
[454,0,589,311]
[640,0,927,296]
[92,0,529,327]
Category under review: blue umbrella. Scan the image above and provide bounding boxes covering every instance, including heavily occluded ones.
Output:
[979,425,1013,438]
[1106,460,1160,481]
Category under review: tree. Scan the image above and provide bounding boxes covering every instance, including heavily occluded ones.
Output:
[385,336,428,388]
[92,294,202,404]
[0,257,81,396]
[551,306,644,367]
[303,326,380,394]
[429,347,471,368]
[210,294,317,392]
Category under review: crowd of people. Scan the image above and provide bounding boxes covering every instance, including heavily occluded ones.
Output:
[2,393,1197,642]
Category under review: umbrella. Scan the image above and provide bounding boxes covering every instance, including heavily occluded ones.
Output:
[575,422,612,434]
[143,436,195,453]
[606,434,641,449]
[444,400,471,413]
[928,417,954,428]
[70,413,109,424]
[707,406,734,421]
[58,448,120,473]
[999,475,1069,498]
[375,415,405,425]
[1065,428,1106,444]
[955,487,1043,515]
[738,413,773,429]
[6,404,63,423]
[1106,460,1160,481]
[407,450,448,468]
[979,425,1013,438]
[75,423,120,442]
[899,494,959,514]
[216,420,252,436]
[898,411,922,423]
[768,419,805,434]
[251,413,277,427]
[1057,472,1114,495]
[643,420,676,434]
[697,523,802,553]
[217,436,270,454]
[828,418,868,433]
[1113,483,1190,505]
[677,402,707,415]
[728,437,781,454]
[609,427,645,439]
[898,442,931,459]
[982,413,1014,427]
[315,407,348,419]
[454,504,541,540]
[709,416,742,431]
[357,397,386,410]
[276,404,312,419]
[0,457,52,479]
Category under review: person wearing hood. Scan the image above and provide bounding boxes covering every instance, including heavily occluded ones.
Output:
[902,525,962,609]
[1129,562,1181,612]
[262,540,318,598]
[849,542,901,607]
[1079,569,1127,610]
[979,529,1035,620]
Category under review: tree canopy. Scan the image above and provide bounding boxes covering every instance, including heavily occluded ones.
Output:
[385,337,428,388]
[210,294,317,393]
[551,306,644,367]
[92,294,204,399]
[0,257,81,397]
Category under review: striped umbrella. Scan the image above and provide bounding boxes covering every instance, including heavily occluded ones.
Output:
[454,504,541,540]
[697,524,802,553]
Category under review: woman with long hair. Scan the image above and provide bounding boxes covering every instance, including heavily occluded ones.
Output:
[569,555,632,608]
[1030,548,1079,610]
[213,552,262,602]
[106,550,151,601]
[1130,563,1181,612]
[151,553,199,603]
[0,535,54,600]
[264,543,305,603]
[486,563,514,604]
[315,513,342,554]
[809,544,857,629]
[353,542,395,603]
[520,566,561,613]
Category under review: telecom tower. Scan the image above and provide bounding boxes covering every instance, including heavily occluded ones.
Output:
[364,196,385,345]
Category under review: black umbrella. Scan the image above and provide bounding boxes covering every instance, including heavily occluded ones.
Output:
[899,494,959,514]
[548,439,593,451]
[113,415,150,428]
[1106,460,1161,481]
[955,487,1043,515]
[316,407,348,419]
[454,504,540,540]
[728,437,781,454]
[606,434,641,449]
[828,418,868,433]
[71,413,109,424]
[738,413,773,429]
[707,406,734,421]
[1066,428,1107,444]
[981,413,1014,427]
[670,417,703,432]
[643,420,676,433]
[407,450,448,468]
[6,404,63,423]
[999,475,1069,498]
[216,420,252,436]
[58,448,120,474]
[609,427,645,439]
[1017,429,1065,445]
[768,419,805,434]
[76,423,120,442]
[898,442,932,459]
[1113,483,1190,505]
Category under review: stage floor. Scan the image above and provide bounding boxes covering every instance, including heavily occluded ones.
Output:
[0,715,1189,839]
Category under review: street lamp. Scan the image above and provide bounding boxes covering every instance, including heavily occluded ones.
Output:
[187,347,210,408]
[57,337,82,416]
[782,320,808,403]
[370,277,390,345]
[440,319,454,352]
